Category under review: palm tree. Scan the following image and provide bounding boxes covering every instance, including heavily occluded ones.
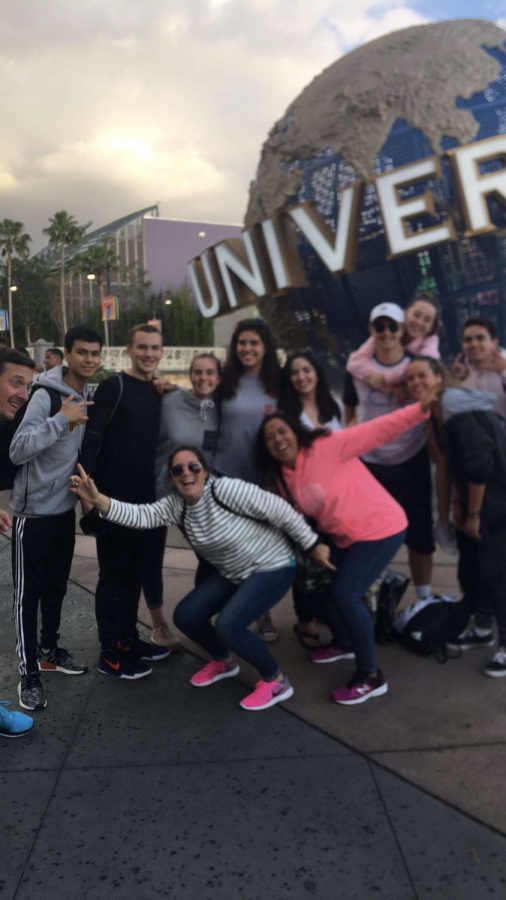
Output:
[82,243,120,345]
[0,220,32,347]
[68,253,88,323]
[43,211,84,336]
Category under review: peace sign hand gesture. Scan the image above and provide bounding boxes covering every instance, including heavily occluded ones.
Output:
[70,464,110,516]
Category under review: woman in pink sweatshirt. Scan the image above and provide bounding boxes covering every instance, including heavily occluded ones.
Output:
[256,398,434,706]
[347,292,441,392]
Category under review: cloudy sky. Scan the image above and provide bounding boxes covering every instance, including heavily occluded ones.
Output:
[1,0,505,251]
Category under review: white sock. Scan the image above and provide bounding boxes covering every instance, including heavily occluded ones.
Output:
[415,585,431,600]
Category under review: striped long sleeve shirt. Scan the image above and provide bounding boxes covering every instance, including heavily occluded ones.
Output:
[105,476,319,583]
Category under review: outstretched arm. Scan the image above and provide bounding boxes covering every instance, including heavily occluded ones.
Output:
[71,464,180,530]
[331,401,431,464]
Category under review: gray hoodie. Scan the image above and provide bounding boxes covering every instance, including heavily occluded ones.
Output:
[10,366,91,516]
[441,386,496,422]
[155,389,219,499]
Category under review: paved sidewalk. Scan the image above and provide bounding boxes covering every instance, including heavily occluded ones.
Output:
[2,534,506,898]
[70,525,506,834]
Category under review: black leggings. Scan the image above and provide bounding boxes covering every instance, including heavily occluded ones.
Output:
[457,528,506,646]
[142,527,167,611]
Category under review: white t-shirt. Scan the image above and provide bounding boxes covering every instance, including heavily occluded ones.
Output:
[343,356,426,466]
[300,409,342,432]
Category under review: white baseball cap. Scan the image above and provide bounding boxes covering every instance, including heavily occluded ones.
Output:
[369,303,405,326]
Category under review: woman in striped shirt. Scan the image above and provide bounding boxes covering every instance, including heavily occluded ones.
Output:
[71,446,331,711]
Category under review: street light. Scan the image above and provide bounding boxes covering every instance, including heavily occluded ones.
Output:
[165,299,172,305]
[9,285,17,292]
[86,272,96,280]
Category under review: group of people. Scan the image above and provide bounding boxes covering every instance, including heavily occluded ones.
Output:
[1,296,506,738]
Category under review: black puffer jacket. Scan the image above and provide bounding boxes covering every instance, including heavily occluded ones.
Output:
[443,393,506,534]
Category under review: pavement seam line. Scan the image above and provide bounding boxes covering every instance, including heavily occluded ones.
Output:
[368,759,421,900]
[55,752,350,773]
[11,666,99,900]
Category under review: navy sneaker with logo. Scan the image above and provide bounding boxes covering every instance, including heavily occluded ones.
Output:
[96,648,152,680]
[121,637,171,662]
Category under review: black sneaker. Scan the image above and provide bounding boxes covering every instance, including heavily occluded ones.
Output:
[18,673,47,710]
[121,637,171,662]
[96,650,152,680]
[484,650,506,679]
[446,627,494,651]
[38,646,88,675]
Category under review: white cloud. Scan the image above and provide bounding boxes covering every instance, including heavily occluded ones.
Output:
[0,0,429,248]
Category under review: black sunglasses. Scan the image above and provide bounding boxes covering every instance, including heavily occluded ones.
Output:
[170,463,203,477]
[372,321,400,334]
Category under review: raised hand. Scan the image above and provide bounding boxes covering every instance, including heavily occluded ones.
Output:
[70,464,110,515]
[61,395,94,424]
[483,348,506,374]
[451,353,468,381]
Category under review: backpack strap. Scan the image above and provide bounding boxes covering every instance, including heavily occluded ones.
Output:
[29,384,62,417]
[210,480,268,524]
[178,480,269,540]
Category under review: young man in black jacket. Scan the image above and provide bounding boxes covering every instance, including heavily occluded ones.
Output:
[444,400,506,677]
[79,324,170,679]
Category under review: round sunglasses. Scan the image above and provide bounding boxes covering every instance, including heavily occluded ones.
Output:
[372,321,400,334]
[170,462,203,478]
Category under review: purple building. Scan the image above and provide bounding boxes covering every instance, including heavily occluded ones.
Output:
[143,216,243,294]
[37,204,243,309]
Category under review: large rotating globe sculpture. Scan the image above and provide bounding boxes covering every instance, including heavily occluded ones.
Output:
[244,18,506,376]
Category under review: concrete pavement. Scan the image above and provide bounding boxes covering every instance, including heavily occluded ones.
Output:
[2,531,506,898]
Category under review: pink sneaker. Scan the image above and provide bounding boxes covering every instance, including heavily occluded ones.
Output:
[310,644,355,664]
[332,670,388,706]
[240,677,294,711]
[190,660,240,687]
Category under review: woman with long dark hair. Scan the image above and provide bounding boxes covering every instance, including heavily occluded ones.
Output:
[279,350,342,431]
[256,390,437,706]
[213,317,281,641]
[278,350,343,652]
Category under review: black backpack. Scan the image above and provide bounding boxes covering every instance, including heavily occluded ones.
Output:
[393,596,470,662]
[0,385,62,490]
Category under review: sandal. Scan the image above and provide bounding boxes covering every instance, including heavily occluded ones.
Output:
[293,623,322,650]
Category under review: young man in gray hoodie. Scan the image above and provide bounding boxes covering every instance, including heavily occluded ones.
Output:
[10,325,102,711]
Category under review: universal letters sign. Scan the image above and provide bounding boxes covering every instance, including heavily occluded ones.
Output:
[188,134,506,318]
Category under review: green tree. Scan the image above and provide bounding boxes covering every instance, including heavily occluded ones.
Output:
[160,282,213,346]
[67,253,89,324]
[0,219,31,347]
[43,211,84,336]
[10,257,57,345]
[81,243,120,345]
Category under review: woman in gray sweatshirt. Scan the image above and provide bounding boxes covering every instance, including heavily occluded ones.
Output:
[144,354,221,646]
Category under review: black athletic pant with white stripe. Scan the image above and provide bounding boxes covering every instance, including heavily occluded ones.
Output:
[12,510,76,676]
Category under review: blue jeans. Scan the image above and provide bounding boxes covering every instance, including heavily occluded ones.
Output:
[173,566,296,680]
[328,530,406,674]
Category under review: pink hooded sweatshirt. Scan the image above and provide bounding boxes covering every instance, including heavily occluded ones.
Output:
[279,402,429,548]
[347,334,440,390]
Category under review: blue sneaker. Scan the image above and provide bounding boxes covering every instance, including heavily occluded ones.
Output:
[0,700,34,738]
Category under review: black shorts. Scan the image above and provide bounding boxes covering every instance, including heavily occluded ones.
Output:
[365,446,435,556]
